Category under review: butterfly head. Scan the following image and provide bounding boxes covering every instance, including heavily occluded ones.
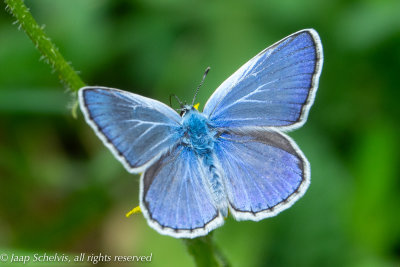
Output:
[180,104,198,117]
[171,67,210,117]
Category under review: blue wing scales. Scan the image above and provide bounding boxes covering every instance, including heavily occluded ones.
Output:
[203,29,323,130]
[79,87,182,173]
[140,145,224,238]
[214,129,310,219]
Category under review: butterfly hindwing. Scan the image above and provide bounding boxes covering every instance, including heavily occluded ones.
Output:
[140,145,224,238]
[203,29,323,131]
[214,128,309,220]
[79,87,182,173]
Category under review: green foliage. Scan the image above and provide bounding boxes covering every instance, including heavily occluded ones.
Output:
[0,0,399,266]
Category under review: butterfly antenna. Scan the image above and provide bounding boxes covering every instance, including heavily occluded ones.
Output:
[169,94,184,108]
[192,67,210,106]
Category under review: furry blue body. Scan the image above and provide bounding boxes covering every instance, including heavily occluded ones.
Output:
[181,108,228,216]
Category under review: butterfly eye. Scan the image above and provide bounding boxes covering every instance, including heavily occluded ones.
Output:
[180,108,190,117]
[179,105,192,117]
[176,107,188,116]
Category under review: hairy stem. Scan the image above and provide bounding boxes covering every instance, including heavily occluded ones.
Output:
[5,0,85,116]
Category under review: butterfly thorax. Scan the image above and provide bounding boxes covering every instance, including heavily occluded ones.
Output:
[181,108,216,155]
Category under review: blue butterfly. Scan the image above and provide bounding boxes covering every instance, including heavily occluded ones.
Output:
[78,29,323,238]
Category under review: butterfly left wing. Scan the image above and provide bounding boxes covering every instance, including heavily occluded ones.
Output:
[79,87,182,173]
[203,29,323,131]
[140,145,224,238]
[214,128,309,220]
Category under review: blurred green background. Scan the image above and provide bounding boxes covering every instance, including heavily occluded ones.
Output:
[1,0,400,266]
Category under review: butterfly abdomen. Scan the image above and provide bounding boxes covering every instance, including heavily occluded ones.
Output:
[202,153,228,217]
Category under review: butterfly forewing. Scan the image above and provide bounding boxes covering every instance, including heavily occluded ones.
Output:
[203,29,323,131]
[79,87,182,173]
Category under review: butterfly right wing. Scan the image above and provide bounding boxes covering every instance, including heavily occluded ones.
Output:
[140,145,224,238]
[79,87,182,173]
[203,29,323,131]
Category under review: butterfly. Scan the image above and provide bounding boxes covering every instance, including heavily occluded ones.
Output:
[78,29,323,239]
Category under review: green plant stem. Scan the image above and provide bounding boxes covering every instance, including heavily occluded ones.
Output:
[5,0,85,117]
[184,234,230,267]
